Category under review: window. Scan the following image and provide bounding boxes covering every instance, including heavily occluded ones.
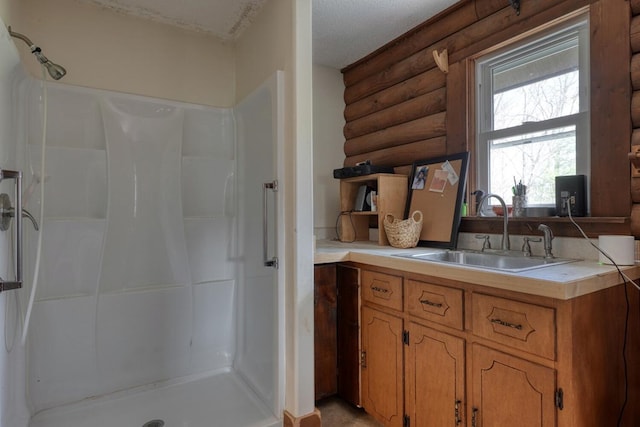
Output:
[475,15,589,208]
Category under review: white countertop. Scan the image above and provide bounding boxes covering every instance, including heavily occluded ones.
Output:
[314,240,640,300]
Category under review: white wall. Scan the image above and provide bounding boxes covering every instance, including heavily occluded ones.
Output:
[312,64,345,240]
[235,0,292,103]
[6,0,235,107]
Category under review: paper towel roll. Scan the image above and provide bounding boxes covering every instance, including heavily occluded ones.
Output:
[598,235,635,265]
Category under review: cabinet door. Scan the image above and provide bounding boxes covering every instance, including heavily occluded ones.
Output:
[314,264,337,400]
[406,322,465,427]
[361,306,404,427]
[337,264,360,406]
[471,344,556,427]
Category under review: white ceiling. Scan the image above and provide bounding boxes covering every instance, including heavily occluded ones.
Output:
[312,0,459,69]
[85,0,460,69]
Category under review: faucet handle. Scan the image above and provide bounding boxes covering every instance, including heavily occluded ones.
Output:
[522,237,542,257]
[475,234,491,251]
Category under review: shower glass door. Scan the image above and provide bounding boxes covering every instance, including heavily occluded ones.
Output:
[234,71,285,418]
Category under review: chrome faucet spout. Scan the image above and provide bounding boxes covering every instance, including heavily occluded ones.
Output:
[476,192,510,251]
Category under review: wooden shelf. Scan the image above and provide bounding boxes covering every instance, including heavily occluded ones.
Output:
[339,173,408,245]
[459,216,631,238]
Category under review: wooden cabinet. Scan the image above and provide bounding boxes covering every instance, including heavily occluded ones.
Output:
[361,306,404,427]
[470,344,556,427]
[313,263,362,404]
[359,268,560,427]
[336,264,361,406]
[471,293,555,360]
[339,173,408,245]
[361,269,556,427]
[405,321,465,427]
[406,278,463,330]
[360,269,405,427]
[361,270,403,311]
[313,264,337,400]
[350,264,638,426]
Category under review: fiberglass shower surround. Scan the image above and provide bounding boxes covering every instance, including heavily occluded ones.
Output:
[23,82,239,411]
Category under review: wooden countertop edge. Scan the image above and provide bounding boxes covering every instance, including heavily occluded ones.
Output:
[314,245,640,300]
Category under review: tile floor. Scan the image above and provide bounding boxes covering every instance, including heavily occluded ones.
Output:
[317,397,383,427]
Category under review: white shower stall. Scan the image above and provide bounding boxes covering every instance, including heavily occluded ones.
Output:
[0,21,284,427]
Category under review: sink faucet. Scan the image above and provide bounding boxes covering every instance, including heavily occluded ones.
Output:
[476,193,510,251]
[538,224,554,258]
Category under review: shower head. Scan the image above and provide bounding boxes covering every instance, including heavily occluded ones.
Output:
[7,26,66,80]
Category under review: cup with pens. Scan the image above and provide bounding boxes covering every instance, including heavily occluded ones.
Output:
[512,178,527,217]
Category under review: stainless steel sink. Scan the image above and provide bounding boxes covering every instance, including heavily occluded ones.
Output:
[394,250,579,273]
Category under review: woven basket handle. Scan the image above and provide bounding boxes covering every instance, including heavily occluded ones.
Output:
[411,210,423,223]
[384,213,396,224]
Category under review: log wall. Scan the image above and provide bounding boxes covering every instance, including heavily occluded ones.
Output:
[341,0,632,232]
[630,0,640,235]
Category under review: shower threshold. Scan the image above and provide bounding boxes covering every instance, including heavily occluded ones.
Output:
[29,370,281,427]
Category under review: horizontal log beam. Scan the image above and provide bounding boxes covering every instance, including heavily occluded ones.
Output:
[345,112,446,156]
[345,68,445,122]
[344,88,446,139]
[631,204,640,236]
[632,128,640,203]
[632,92,640,127]
[633,54,640,90]
[632,177,640,204]
[345,0,592,105]
[344,49,436,104]
[632,15,640,53]
[344,137,447,167]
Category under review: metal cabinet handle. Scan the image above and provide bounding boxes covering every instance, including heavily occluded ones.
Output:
[471,407,478,427]
[454,399,462,425]
[263,180,278,269]
[420,299,443,308]
[0,169,24,292]
[490,318,523,330]
[371,286,389,293]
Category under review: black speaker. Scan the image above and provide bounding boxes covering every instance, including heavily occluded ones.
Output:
[555,175,586,217]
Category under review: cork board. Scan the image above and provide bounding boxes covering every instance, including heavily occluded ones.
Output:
[404,152,469,248]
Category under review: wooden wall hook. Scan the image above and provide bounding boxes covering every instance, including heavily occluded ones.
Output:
[432,48,449,74]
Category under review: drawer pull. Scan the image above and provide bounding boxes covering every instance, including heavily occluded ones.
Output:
[490,318,523,330]
[371,286,390,293]
[420,299,443,308]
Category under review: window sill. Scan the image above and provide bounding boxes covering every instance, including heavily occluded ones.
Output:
[459,216,630,238]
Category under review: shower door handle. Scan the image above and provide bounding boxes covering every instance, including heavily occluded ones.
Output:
[0,169,24,292]
[263,180,278,269]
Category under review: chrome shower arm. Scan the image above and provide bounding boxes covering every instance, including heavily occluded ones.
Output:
[7,26,35,49]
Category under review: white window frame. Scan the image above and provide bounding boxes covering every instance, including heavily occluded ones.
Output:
[475,14,590,207]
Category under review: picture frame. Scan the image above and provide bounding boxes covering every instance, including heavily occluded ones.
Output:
[404,152,469,249]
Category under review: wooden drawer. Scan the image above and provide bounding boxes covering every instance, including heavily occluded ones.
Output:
[472,293,556,360]
[406,279,463,330]
[361,270,402,311]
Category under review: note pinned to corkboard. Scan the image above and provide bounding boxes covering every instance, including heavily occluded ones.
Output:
[405,152,469,248]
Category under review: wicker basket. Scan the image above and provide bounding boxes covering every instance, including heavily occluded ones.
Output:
[383,210,423,249]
